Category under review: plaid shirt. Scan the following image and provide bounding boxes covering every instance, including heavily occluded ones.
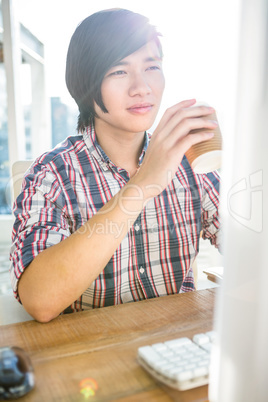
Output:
[10,123,220,312]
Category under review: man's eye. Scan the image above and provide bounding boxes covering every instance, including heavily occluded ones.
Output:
[147,65,160,71]
[110,70,126,76]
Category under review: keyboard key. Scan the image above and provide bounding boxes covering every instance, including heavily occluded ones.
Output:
[201,343,212,353]
[138,346,162,364]
[165,338,192,348]
[152,343,168,352]
[206,331,217,343]
[192,333,210,345]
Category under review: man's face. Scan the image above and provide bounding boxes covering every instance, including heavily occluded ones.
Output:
[94,40,165,136]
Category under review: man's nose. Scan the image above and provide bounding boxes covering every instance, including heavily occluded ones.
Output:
[128,73,152,96]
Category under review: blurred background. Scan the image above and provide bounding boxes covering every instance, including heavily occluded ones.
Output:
[0,0,241,296]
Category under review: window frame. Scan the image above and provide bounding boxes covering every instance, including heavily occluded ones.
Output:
[0,0,51,244]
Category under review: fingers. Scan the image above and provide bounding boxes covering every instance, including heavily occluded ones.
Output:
[154,100,216,142]
[180,131,215,150]
[169,115,218,143]
[135,100,219,198]
[155,99,196,133]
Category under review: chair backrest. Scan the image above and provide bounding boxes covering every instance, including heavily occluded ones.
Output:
[12,160,33,200]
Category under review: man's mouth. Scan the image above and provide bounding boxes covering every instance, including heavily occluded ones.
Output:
[127,103,153,114]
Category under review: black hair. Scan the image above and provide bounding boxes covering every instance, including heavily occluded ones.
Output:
[65,8,162,132]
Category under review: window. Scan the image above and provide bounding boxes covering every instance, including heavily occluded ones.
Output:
[0,49,9,214]
[0,3,77,223]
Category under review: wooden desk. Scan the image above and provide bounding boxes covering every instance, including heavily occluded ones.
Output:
[0,289,217,401]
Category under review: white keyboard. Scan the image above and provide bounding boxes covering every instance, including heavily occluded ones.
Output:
[137,331,216,391]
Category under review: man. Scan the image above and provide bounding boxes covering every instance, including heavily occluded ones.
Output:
[10,9,220,322]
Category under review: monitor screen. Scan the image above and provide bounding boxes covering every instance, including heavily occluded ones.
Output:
[209,1,268,401]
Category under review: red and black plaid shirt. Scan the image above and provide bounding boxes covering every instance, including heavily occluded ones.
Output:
[10,123,220,312]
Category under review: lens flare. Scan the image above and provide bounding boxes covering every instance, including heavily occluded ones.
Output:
[79,378,98,399]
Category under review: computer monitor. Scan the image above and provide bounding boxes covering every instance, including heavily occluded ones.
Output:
[209,0,268,401]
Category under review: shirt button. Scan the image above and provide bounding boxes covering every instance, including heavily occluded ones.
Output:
[139,267,145,274]
[134,224,140,232]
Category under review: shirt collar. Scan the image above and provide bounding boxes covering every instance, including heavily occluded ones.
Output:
[83,121,150,171]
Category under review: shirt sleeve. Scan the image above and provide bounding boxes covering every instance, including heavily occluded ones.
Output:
[201,171,221,249]
[10,161,71,301]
